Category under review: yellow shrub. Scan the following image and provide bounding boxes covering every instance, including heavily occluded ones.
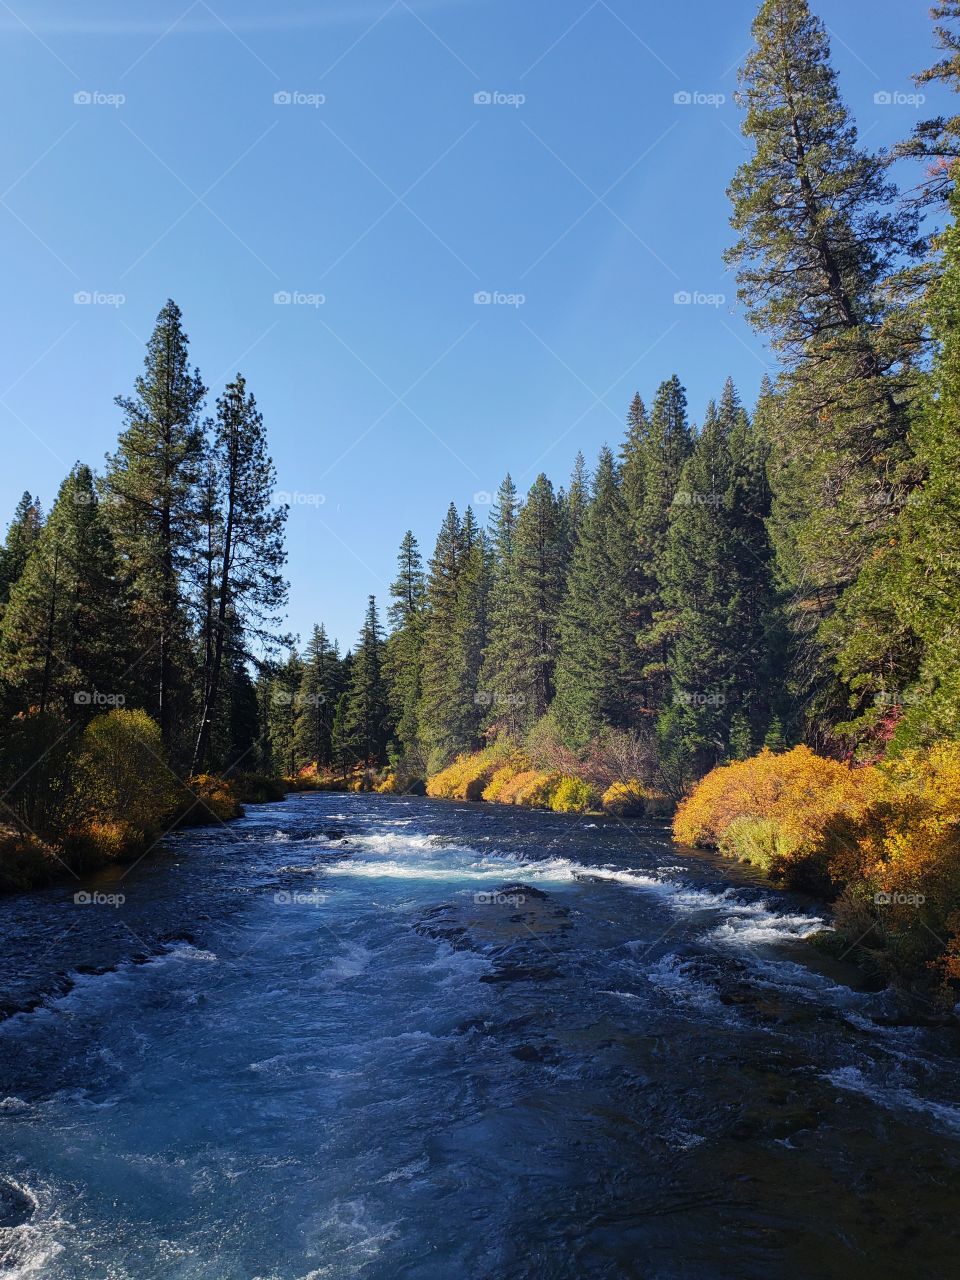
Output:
[79,819,140,859]
[75,709,179,841]
[427,744,521,801]
[187,773,240,823]
[551,776,599,813]
[374,772,398,794]
[602,779,647,818]
[674,747,878,859]
[511,771,562,808]
[481,753,531,802]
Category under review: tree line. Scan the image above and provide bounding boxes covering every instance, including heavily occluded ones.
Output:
[272,0,960,792]
[6,0,960,816]
[0,300,288,830]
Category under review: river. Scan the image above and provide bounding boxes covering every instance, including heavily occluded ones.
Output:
[1,793,959,1278]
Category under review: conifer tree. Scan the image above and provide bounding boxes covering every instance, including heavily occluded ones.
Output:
[620,393,649,527]
[853,184,960,745]
[1,465,133,716]
[482,475,564,733]
[660,401,736,775]
[554,448,643,746]
[894,3,960,208]
[191,374,288,770]
[266,650,304,777]
[104,300,207,751]
[420,504,464,767]
[342,596,389,764]
[726,0,923,726]
[634,376,693,710]
[560,452,590,553]
[293,623,340,768]
[0,492,43,611]
[384,531,426,771]
[451,507,490,747]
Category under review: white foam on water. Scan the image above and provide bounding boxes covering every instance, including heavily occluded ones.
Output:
[320,942,372,983]
[0,1177,65,1278]
[643,952,722,1012]
[824,1065,960,1134]
[708,912,824,947]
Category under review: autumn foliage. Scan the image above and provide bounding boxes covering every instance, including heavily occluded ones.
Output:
[675,744,960,983]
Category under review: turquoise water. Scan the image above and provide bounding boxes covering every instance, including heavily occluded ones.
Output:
[1,793,959,1278]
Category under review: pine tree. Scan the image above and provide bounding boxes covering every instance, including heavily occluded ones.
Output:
[450,507,490,747]
[191,374,288,770]
[420,504,465,767]
[265,651,304,778]
[1,465,134,716]
[620,393,649,527]
[554,448,643,746]
[660,401,736,775]
[293,623,340,768]
[0,492,43,611]
[560,452,590,553]
[482,475,564,733]
[660,384,783,774]
[634,376,693,710]
[862,184,960,745]
[342,596,389,764]
[384,531,426,770]
[894,3,960,208]
[104,299,207,751]
[726,0,923,728]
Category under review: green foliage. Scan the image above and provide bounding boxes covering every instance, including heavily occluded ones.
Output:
[554,448,643,746]
[0,465,134,716]
[75,709,178,843]
[338,596,389,765]
[105,300,207,751]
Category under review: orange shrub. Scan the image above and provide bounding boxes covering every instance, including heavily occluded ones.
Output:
[674,747,880,883]
[427,743,523,801]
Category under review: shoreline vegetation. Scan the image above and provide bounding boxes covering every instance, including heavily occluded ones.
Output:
[5,0,960,1014]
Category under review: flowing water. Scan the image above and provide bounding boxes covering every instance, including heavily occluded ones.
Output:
[1,793,959,1279]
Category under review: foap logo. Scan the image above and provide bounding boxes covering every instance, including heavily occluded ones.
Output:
[274,290,325,307]
[673,90,725,108]
[74,690,125,708]
[473,490,493,506]
[674,289,725,308]
[274,889,328,905]
[473,290,526,308]
[274,90,326,107]
[74,890,125,906]
[672,490,722,507]
[874,90,925,107]
[275,489,325,507]
[74,291,125,307]
[874,689,922,707]
[74,90,125,108]
[473,690,526,708]
[474,890,525,907]
[676,690,725,707]
[473,90,526,108]
[874,890,926,907]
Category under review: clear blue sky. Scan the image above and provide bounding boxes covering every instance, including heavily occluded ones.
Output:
[0,0,942,651]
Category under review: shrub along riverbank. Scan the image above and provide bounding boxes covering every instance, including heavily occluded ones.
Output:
[675,745,960,992]
[0,707,286,893]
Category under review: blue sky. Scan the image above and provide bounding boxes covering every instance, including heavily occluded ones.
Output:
[0,0,943,650]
